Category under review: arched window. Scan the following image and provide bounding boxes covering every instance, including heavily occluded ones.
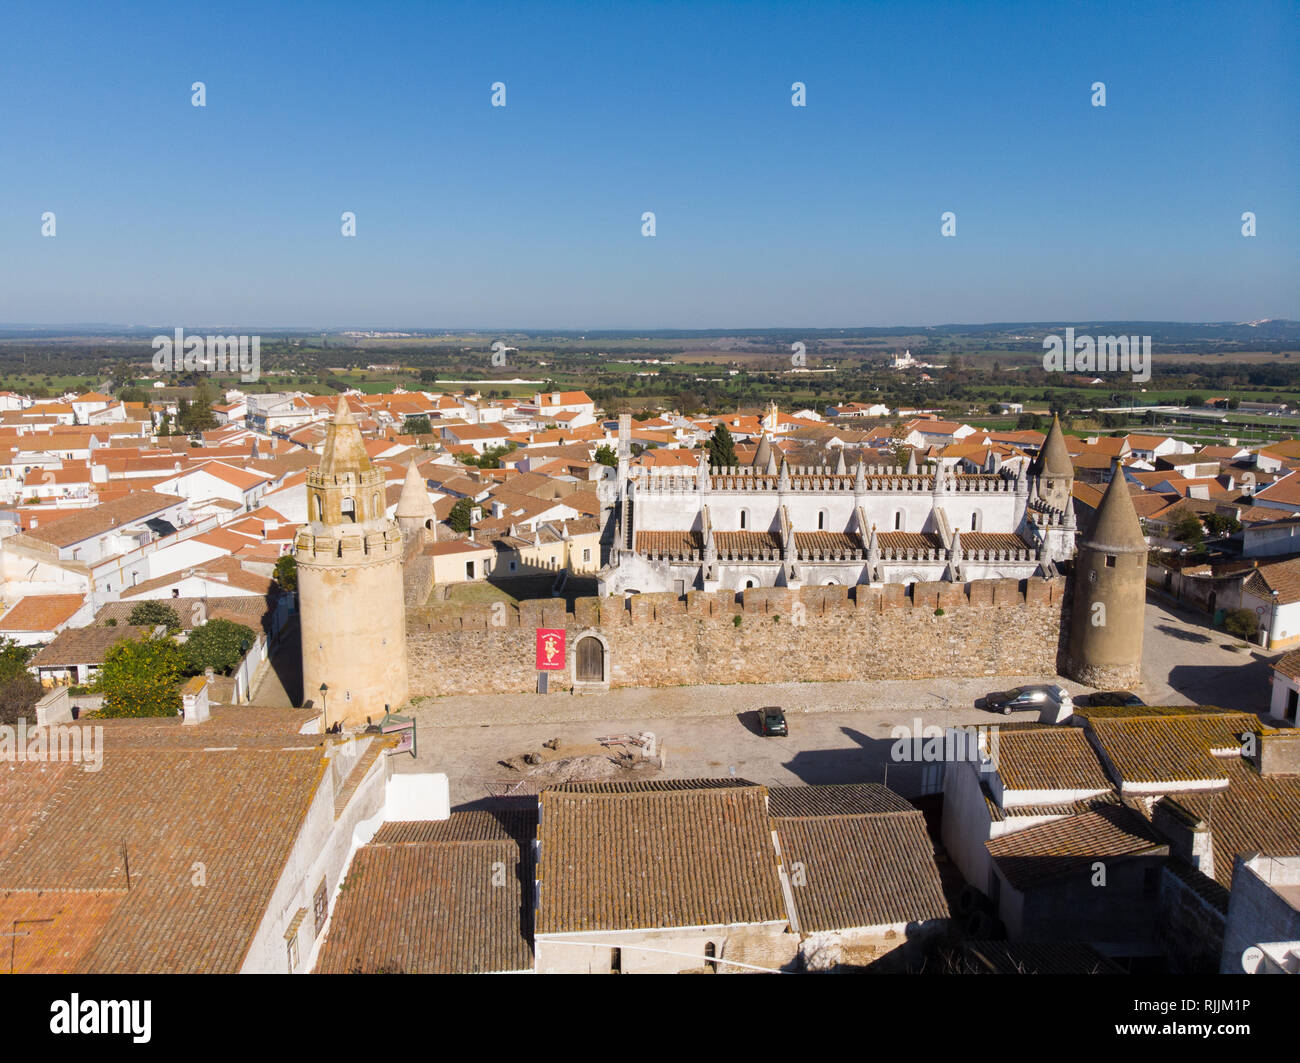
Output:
[704,941,717,972]
[312,494,322,522]
[818,510,826,530]
[894,511,903,531]
[373,492,380,515]
[971,512,979,531]
[341,496,356,522]
[739,510,748,530]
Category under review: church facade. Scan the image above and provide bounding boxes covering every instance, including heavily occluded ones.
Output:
[598,414,1078,595]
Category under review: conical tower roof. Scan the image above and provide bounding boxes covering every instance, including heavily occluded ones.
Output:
[752,434,772,469]
[1084,462,1147,553]
[1033,414,1073,479]
[318,397,372,477]
[395,458,433,518]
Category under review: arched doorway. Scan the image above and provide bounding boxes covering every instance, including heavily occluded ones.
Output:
[577,636,604,683]
[571,630,611,693]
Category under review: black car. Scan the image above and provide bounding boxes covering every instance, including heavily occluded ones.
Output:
[982,684,1073,715]
[1085,691,1145,708]
[758,706,788,736]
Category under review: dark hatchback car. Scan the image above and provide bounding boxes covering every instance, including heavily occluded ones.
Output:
[1084,690,1146,708]
[758,706,788,736]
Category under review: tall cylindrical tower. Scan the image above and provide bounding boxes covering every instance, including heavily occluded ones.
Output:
[1066,462,1148,688]
[297,396,409,726]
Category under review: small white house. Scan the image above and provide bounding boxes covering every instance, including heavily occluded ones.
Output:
[1269,651,1300,725]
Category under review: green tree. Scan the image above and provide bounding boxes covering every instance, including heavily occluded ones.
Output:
[1203,513,1242,537]
[448,498,474,533]
[178,383,217,433]
[594,443,618,468]
[707,423,737,469]
[0,673,42,726]
[98,635,184,718]
[1227,396,1240,410]
[0,637,34,683]
[402,415,432,436]
[0,638,39,726]
[117,386,149,404]
[183,619,257,676]
[127,601,183,634]
[1169,510,1204,546]
[274,554,297,592]
[1223,608,1259,642]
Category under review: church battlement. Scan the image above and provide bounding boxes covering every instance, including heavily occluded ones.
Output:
[630,467,1021,495]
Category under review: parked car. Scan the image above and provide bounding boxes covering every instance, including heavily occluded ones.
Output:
[758,706,788,736]
[1084,690,1145,708]
[982,684,1074,716]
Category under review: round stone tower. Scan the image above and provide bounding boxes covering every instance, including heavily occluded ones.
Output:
[296,396,409,726]
[1066,461,1148,688]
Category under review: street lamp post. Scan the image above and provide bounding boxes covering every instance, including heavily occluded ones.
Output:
[319,682,329,733]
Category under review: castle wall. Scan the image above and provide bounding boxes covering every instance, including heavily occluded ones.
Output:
[406,576,1067,697]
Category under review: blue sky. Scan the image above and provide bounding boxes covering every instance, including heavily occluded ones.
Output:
[0,0,1296,328]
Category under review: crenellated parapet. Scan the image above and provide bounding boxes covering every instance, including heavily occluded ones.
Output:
[629,468,1019,495]
[296,525,404,562]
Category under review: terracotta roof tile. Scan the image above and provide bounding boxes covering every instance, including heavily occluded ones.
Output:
[0,593,86,633]
[994,728,1113,793]
[535,785,786,934]
[986,804,1168,890]
[1086,712,1259,789]
[775,810,949,931]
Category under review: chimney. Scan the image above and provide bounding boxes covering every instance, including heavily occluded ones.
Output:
[1254,730,1300,776]
[181,674,211,725]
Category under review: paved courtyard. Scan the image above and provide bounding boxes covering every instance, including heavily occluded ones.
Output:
[395,596,1280,809]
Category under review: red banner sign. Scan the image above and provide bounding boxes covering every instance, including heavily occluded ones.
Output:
[535,628,566,671]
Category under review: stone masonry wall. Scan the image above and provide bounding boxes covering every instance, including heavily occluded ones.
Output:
[405,576,1067,698]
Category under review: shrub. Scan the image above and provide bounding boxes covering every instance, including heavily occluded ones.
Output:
[935,607,946,616]
[733,614,743,628]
